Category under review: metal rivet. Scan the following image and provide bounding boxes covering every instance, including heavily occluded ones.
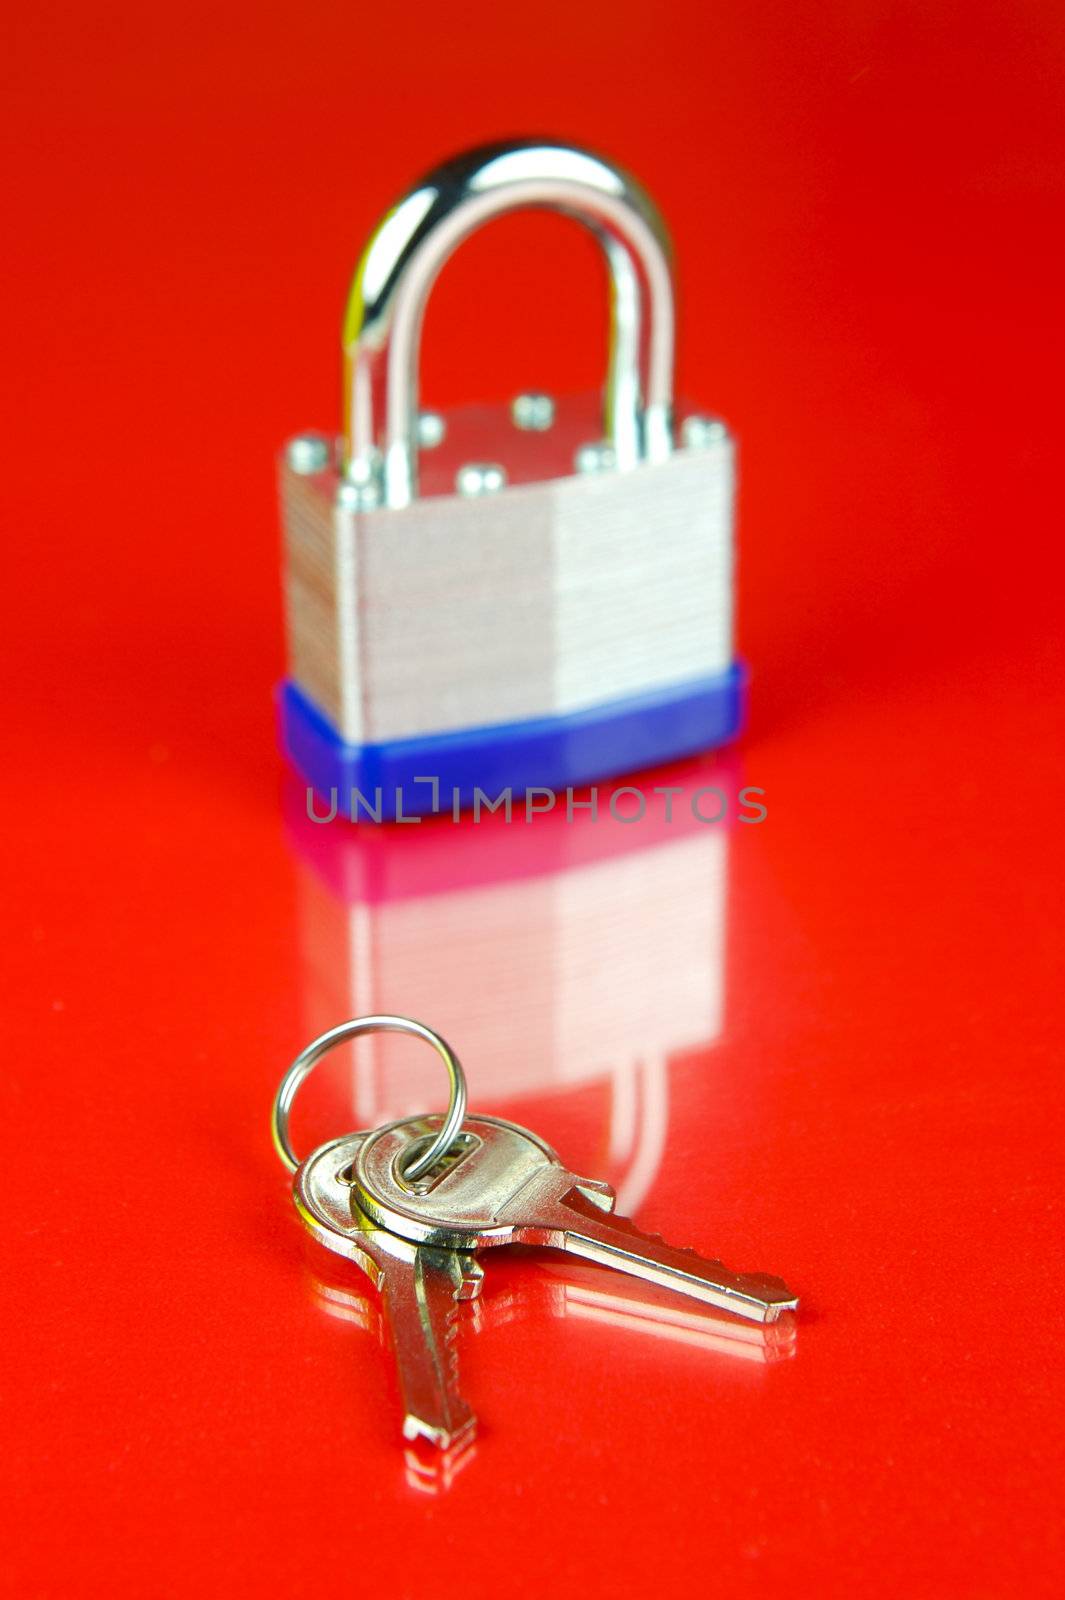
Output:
[456,463,507,497]
[286,433,331,475]
[511,393,556,431]
[682,415,728,449]
[336,481,380,511]
[574,441,617,475]
[417,411,446,448]
[336,453,382,511]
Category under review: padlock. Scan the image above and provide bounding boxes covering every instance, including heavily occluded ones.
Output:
[278,139,744,821]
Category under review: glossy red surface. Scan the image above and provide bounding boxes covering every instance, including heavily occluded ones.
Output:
[3,4,1063,1595]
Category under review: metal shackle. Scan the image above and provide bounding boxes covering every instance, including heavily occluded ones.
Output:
[342,139,676,509]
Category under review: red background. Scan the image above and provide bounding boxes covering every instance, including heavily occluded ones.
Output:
[2,3,1063,1596]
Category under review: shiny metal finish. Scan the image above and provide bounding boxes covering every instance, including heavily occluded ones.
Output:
[280,399,735,746]
[354,1114,800,1324]
[285,432,331,474]
[271,1014,467,1180]
[275,1017,798,1450]
[280,145,733,764]
[416,410,446,448]
[511,392,556,431]
[573,439,617,474]
[681,414,728,449]
[295,1132,482,1447]
[454,461,507,496]
[341,139,675,505]
[334,472,380,512]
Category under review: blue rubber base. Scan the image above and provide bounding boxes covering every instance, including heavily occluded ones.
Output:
[279,666,746,821]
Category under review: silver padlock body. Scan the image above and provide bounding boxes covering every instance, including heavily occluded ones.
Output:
[280,394,735,751]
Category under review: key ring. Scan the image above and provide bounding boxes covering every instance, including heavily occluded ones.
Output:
[271,1015,468,1181]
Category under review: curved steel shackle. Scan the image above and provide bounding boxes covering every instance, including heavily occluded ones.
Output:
[342,139,676,509]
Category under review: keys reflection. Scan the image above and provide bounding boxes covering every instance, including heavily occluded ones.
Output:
[311,1271,478,1495]
[312,1254,795,1494]
[282,760,732,1213]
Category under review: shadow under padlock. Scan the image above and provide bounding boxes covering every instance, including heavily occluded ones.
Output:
[282,765,730,1213]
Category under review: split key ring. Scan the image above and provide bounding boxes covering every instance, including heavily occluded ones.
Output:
[271,1014,468,1182]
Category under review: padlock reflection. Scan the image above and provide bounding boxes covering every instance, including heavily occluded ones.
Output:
[283,763,731,1214]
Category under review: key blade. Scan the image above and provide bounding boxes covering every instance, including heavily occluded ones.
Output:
[380,1244,479,1449]
[502,1174,799,1325]
[295,1134,481,1448]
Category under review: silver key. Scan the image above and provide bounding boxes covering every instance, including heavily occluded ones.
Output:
[353,1115,799,1324]
[294,1131,483,1447]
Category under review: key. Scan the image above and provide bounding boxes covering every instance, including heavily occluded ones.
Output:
[353,1114,799,1324]
[308,1277,481,1495]
[293,1131,483,1448]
